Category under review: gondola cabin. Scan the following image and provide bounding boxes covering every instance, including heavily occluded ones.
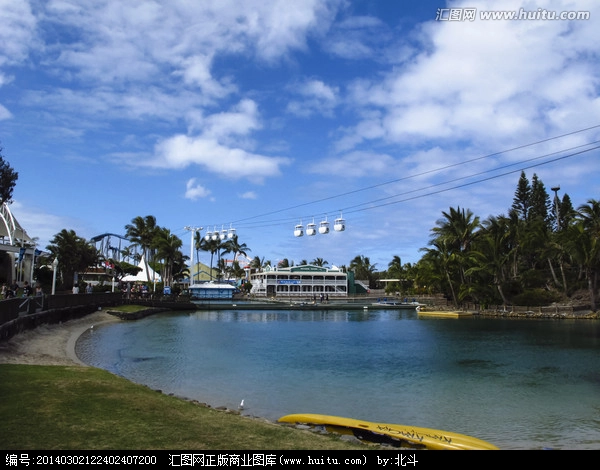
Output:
[227,227,236,239]
[294,224,304,237]
[334,218,346,232]
[319,220,330,234]
[306,222,317,236]
[204,231,212,241]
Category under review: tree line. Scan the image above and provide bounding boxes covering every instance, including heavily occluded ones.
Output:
[1,146,598,309]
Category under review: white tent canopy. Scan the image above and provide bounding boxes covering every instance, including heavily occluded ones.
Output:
[121,255,161,283]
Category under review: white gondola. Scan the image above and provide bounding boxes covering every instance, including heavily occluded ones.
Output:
[211,227,219,241]
[204,231,212,241]
[227,227,236,239]
[318,219,330,234]
[306,222,317,236]
[219,228,227,240]
[294,223,304,237]
[334,216,346,232]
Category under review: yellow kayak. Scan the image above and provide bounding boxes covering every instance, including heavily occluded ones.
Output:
[278,413,499,450]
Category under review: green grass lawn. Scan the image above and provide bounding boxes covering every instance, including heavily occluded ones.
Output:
[0,364,368,450]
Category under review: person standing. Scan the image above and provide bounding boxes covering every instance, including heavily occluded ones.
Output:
[72,284,79,294]
[23,281,33,297]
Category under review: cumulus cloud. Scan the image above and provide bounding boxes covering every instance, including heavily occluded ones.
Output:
[147,99,292,182]
[286,79,339,117]
[342,0,600,151]
[185,178,211,201]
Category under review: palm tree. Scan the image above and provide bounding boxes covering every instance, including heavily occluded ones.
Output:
[467,216,511,306]
[220,234,251,281]
[349,255,377,288]
[387,255,402,278]
[250,256,265,274]
[200,236,221,281]
[563,223,599,311]
[125,215,158,283]
[386,255,404,294]
[153,227,183,287]
[311,257,328,267]
[225,234,251,264]
[577,199,600,235]
[430,206,480,286]
[420,239,460,307]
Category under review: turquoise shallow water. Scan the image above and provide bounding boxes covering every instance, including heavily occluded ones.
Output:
[75,309,600,450]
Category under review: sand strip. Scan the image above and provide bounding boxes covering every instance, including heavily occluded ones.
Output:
[0,311,120,366]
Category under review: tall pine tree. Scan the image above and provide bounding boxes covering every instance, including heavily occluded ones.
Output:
[511,171,531,221]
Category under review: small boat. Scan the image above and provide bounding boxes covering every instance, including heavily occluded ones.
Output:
[278,413,499,450]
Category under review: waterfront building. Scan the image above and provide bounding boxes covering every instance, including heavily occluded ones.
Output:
[249,264,349,298]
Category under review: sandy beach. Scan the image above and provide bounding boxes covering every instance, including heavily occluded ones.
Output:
[0,311,120,367]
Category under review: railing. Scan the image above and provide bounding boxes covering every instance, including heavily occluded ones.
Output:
[0,293,123,327]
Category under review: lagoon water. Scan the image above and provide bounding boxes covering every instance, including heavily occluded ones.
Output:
[75,308,600,450]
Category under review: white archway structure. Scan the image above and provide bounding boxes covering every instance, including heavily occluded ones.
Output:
[0,202,36,284]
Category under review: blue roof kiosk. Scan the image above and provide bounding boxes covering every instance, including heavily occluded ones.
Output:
[189,282,236,300]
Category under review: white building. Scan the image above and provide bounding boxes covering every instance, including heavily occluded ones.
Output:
[249,264,348,298]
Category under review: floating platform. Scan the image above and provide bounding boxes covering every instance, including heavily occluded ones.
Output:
[191,300,423,311]
[418,309,473,318]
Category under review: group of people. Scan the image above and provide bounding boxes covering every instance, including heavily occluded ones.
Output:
[2,281,42,299]
[72,283,94,294]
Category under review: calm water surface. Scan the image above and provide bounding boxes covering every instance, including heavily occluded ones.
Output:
[76,309,600,450]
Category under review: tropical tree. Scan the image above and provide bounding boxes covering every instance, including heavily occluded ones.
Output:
[420,239,459,306]
[385,255,403,294]
[563,222,599,311]
[250,256,265,273]
[200,236,222,280]
[124,215,158,283]
[153,227,183,287]
[349,255,377,288]
[467,215,512,306]
[46,229,99,289]
[429,206,480,287]
[311,257,328,267]
[225,234,251,265]
[0,146,18,206]
[577,199,600,235]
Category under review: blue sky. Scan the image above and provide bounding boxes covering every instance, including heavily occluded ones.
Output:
[1,0,599,271]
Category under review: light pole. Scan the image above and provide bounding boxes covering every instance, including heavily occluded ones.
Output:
[185,226,203,286]
[551,186,561,230]
[51,258,59,295]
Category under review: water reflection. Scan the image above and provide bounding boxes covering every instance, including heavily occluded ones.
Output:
[76,310,600,450]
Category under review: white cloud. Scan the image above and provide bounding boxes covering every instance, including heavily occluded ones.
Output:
[146,99,292,182]
[286,79,339,117]
[185,178,211,201]
[240,191,258,199]
[342,0,600,150]
[309,150,396,178]
[153,134,291,183]
[0,0,36,66]
[0,103,12,120]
